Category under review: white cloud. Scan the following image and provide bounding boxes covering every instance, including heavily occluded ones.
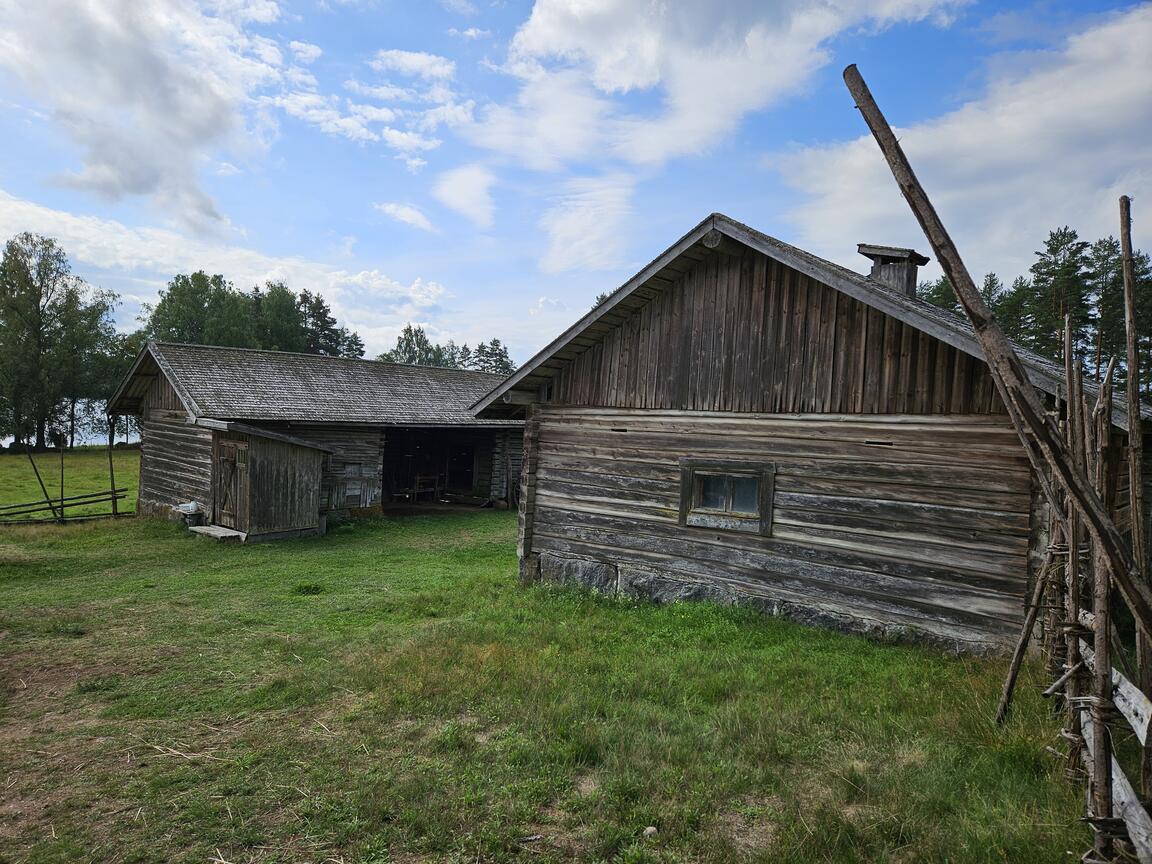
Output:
[370,49,456,81]
[379,127,441,153]
[289,40,323,64]
[776,5,1152,283]
[440,0,478,15]
[538,174,634,273]
[417,100,475,132]
[433,164,496,228]
[374,202,435,232]
[448,27,491,39]
[0,187,444,356]
[268,91,378,142]
[472,0,963,171]
[0,0,286,230]
[349,102,398,123]
[468,70,610,171]
[344,79,418,102]
[529,296,566,316]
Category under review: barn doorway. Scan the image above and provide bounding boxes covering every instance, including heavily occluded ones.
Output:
[214,438,249,530]
[446,443,476,491]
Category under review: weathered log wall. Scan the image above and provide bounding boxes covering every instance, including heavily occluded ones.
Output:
[523,406,1033,650]
[266,424,384,513]
[491,429,524,502]
[550,250,1004,416]
[137,377,212,517]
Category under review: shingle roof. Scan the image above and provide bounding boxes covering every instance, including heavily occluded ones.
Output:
[114,342,520,427]
[475,212,1150,431]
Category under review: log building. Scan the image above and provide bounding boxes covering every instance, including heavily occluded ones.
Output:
[110,342,522,540]
[475,214,1150,651]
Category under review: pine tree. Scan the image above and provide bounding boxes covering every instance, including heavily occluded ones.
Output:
[994,276,1035,348]
[297,290,344,356]
[378,324,444,366]
[470,338,516,374]
[1029,227,1093,361]
[918,275,960,314]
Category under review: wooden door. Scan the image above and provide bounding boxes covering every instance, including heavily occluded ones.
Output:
[214,439,249,530]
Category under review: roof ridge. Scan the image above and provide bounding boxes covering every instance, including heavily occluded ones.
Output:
[150,341,508,378]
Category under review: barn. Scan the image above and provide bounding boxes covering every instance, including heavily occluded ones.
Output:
[475,213,1148,652]
[109,342,523,541]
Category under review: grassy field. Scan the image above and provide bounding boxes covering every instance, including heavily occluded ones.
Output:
[0,448,140,519]
[0,511,1082,863]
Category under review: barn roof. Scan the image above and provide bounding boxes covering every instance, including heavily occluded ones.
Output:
[109,341,521,427]
[474,212,1149,431]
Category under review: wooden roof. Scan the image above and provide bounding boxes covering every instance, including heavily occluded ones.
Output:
[474,213,1148,431]
[109,342,521,428]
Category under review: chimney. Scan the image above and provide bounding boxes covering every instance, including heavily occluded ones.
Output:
[857,244,930,298]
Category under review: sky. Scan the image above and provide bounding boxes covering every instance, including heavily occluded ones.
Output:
[0,0,1149,363]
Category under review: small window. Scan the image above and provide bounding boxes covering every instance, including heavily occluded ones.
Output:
[679,460,775,536]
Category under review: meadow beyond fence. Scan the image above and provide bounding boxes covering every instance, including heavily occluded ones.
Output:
[0,447,140,522]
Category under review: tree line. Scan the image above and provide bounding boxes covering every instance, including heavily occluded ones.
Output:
[1,233,519,450]
[919,226,1152,390]
[376,323,516,375]
[1,234,380,449]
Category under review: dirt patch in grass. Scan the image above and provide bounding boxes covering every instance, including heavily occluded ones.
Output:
[573,772,599,797]
[715,808,780,856]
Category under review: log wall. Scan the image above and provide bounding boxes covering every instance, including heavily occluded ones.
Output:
[524,406,1033,649]
[266,424,385,513]
[137,377,212,517]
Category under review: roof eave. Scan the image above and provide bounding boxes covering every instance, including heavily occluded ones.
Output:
[473,213,721,416]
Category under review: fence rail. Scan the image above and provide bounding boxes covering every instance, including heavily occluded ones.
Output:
[0,488,130,524]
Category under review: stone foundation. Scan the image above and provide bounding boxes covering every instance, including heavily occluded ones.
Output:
[532,551,1003,655]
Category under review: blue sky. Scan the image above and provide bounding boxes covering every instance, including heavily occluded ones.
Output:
[0,0,1148,362]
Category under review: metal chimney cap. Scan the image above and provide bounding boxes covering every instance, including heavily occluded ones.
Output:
[857,243,930,266]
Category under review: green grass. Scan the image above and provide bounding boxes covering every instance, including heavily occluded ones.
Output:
[0,512,1083,863]
[0,447,140,519]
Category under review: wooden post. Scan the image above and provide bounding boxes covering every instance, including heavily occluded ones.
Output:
[841,64,1152,641]
[59,435,65,523]
[1091,361,1117,857]
[518,404,541,584]
[107,415,119,518]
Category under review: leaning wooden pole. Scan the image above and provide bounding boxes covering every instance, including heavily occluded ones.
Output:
[1122,196,1145,567]
[1121,195,1152,796]
[1065,322,1085,754]
[24,443,61,522]
[996,556,1054,724]
[841,64,1152,640]
[1090,361,1116,857]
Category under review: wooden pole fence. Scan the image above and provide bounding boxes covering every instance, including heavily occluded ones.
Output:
[842,64,1152,642]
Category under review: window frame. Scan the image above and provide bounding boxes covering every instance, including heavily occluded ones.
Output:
[678,458,775,537]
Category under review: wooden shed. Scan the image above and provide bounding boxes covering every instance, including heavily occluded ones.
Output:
[109,342,523,540]
[475,213,1150,652]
